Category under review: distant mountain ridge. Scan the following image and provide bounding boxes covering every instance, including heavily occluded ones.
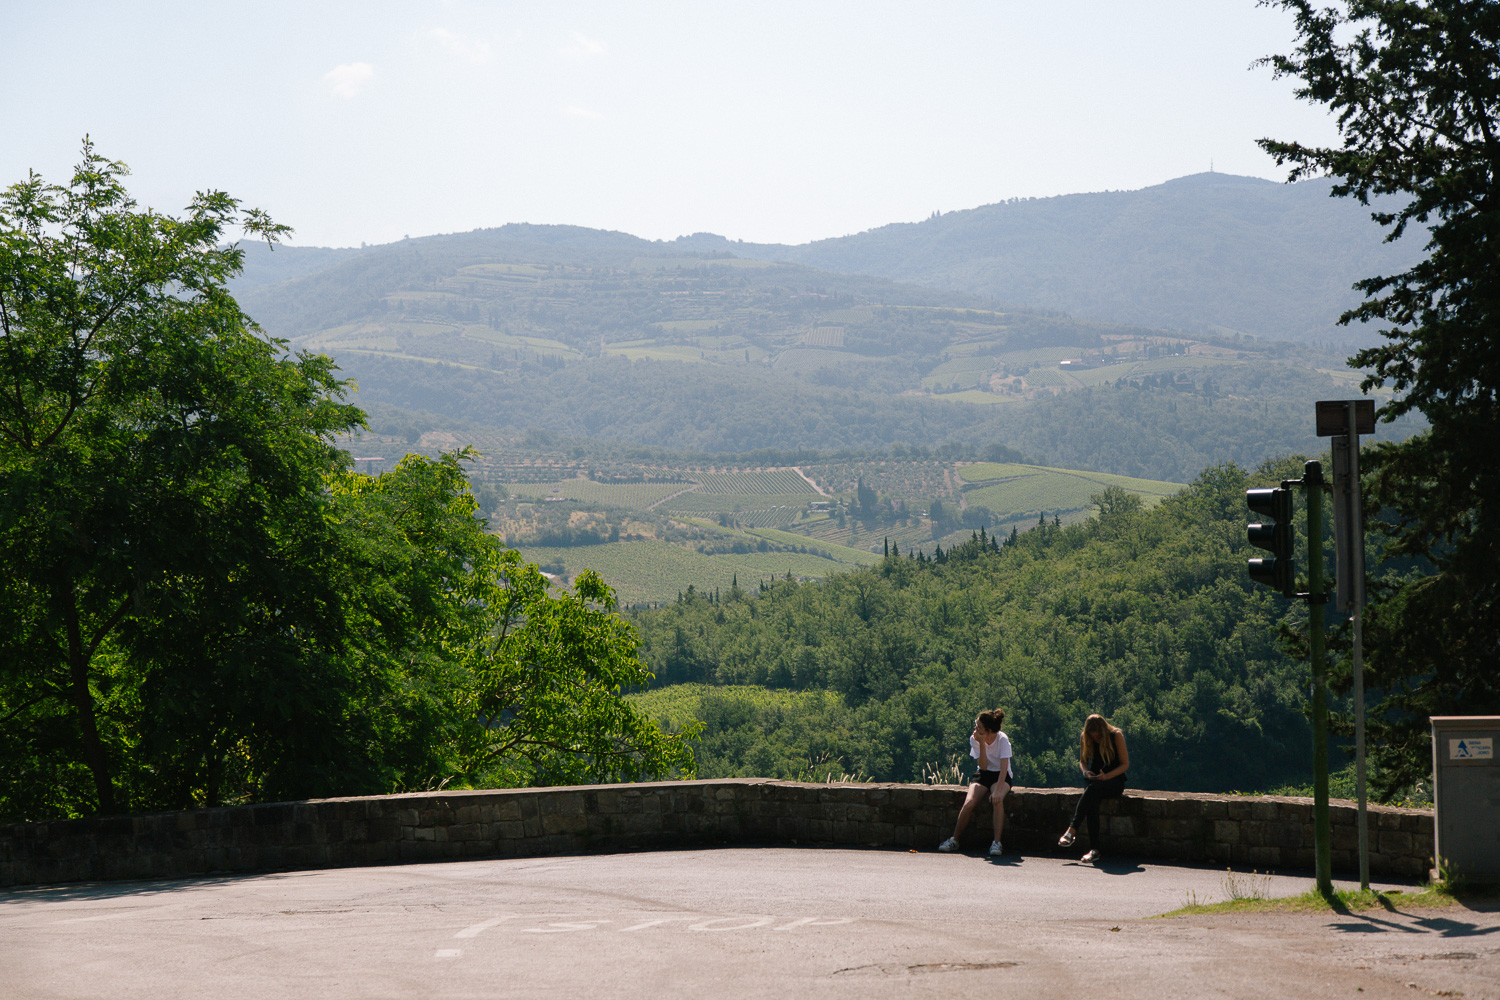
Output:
[235,172,1417,346]
[723,172,1418,345]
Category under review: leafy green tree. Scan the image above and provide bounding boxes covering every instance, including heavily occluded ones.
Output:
[0,141,359,815]
[0,146,694,820]
[1259,0,1500,792]
[460,554,700,785]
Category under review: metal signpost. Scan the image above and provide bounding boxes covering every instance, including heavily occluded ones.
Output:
[1318,398,1375,890]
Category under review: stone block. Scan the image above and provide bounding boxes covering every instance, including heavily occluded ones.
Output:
[455,805,480,826]
[1138,798,1166,818]
[496,800,523,822]
[1250,801,1280,822]
[1273,822,1307,849]
[1199,800,1229,820]
[1162,798,1200,820]
[1378,830,1413,856]
[1149,818,1197,841]
[1245,846,1281,867]
[541,813,588,836]
[1212,820,1240,845]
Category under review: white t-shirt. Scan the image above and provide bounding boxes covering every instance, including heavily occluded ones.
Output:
[970,731,1014,781]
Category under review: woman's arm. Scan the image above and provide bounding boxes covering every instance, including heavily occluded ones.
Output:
[1097,732,1129,780]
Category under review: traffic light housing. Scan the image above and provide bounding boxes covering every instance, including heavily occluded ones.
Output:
[1246,487,1294,596]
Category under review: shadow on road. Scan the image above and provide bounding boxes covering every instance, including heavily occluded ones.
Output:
[1055,858,1145,876]
[0,870,304,905]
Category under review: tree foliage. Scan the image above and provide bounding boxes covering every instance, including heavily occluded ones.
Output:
[629,461,1321,794]
[0,145,691,821]
[1259,0,1500,791]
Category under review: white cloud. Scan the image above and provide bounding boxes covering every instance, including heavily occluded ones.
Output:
[558,32,605,59]
[428,27,492,64]
[563,106,604,120]
[324,62,375,99]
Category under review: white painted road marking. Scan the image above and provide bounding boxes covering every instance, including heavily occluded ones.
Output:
[688,916,774,931]
[433,949,462,959]
[522,919,613,933]
[620,916,696,932]
[773,917,856,931]
[455,915,516,938]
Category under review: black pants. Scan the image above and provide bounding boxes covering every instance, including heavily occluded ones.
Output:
[1071,775,1126,848]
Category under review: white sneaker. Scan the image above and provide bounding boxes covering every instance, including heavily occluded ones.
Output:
[988,840,1003,857]
[938,837,959,852]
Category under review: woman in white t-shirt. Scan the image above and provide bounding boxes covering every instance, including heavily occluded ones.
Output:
[938,708,1014,856]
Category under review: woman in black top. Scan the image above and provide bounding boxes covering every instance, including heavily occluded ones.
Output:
[1057,714,1128,862]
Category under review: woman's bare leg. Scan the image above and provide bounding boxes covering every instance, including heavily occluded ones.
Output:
[951,783,990,839]
[990,783,1009,841]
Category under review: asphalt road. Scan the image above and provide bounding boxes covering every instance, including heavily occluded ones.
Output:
[3,847,1496,999]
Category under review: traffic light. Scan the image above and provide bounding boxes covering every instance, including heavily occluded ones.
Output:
[1246,487,1294,596]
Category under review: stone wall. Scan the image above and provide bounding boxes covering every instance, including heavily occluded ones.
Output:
[0,781,1433,888]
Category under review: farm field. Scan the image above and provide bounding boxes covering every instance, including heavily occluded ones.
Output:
[794,515,941,555]
[959,462,1183,495]
[927,389,1017,405]
[503,478,688,509]
[693,469,818,494]
[801,461,954,503]
[662,491,822,515]
[512,540,858,606]
[958,462,1183,520]
[731,524,881,565]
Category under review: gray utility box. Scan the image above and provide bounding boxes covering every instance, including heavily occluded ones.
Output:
[1431,716,1500,882]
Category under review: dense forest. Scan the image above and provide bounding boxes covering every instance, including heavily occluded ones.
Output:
[626,461,1333,795]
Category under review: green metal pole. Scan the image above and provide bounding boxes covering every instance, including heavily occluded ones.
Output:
[1305,460,1332,895]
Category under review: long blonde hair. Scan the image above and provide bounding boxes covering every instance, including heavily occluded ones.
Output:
[1079,714,1121,767]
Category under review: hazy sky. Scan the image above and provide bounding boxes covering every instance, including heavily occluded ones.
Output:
[4,1,1340,248]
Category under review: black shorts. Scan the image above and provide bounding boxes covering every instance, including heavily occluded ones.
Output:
[976,769,1011,789]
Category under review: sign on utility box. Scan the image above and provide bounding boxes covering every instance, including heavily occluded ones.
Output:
[1431,716,1500,882]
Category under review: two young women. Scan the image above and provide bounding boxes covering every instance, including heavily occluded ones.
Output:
[938,710,1129,863]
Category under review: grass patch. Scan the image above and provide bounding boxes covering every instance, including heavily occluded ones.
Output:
[1157,882,1464,918]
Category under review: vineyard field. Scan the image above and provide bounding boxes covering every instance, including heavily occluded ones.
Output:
[927,389,1017,405]
[802,461,953,502]
[512,540,858,606]
[738,526,881,565]
[958,462,1039,482]
[693,469,818,495]
[664,491,821,513]
[963,465,1182,520]
[503,478,689,509]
